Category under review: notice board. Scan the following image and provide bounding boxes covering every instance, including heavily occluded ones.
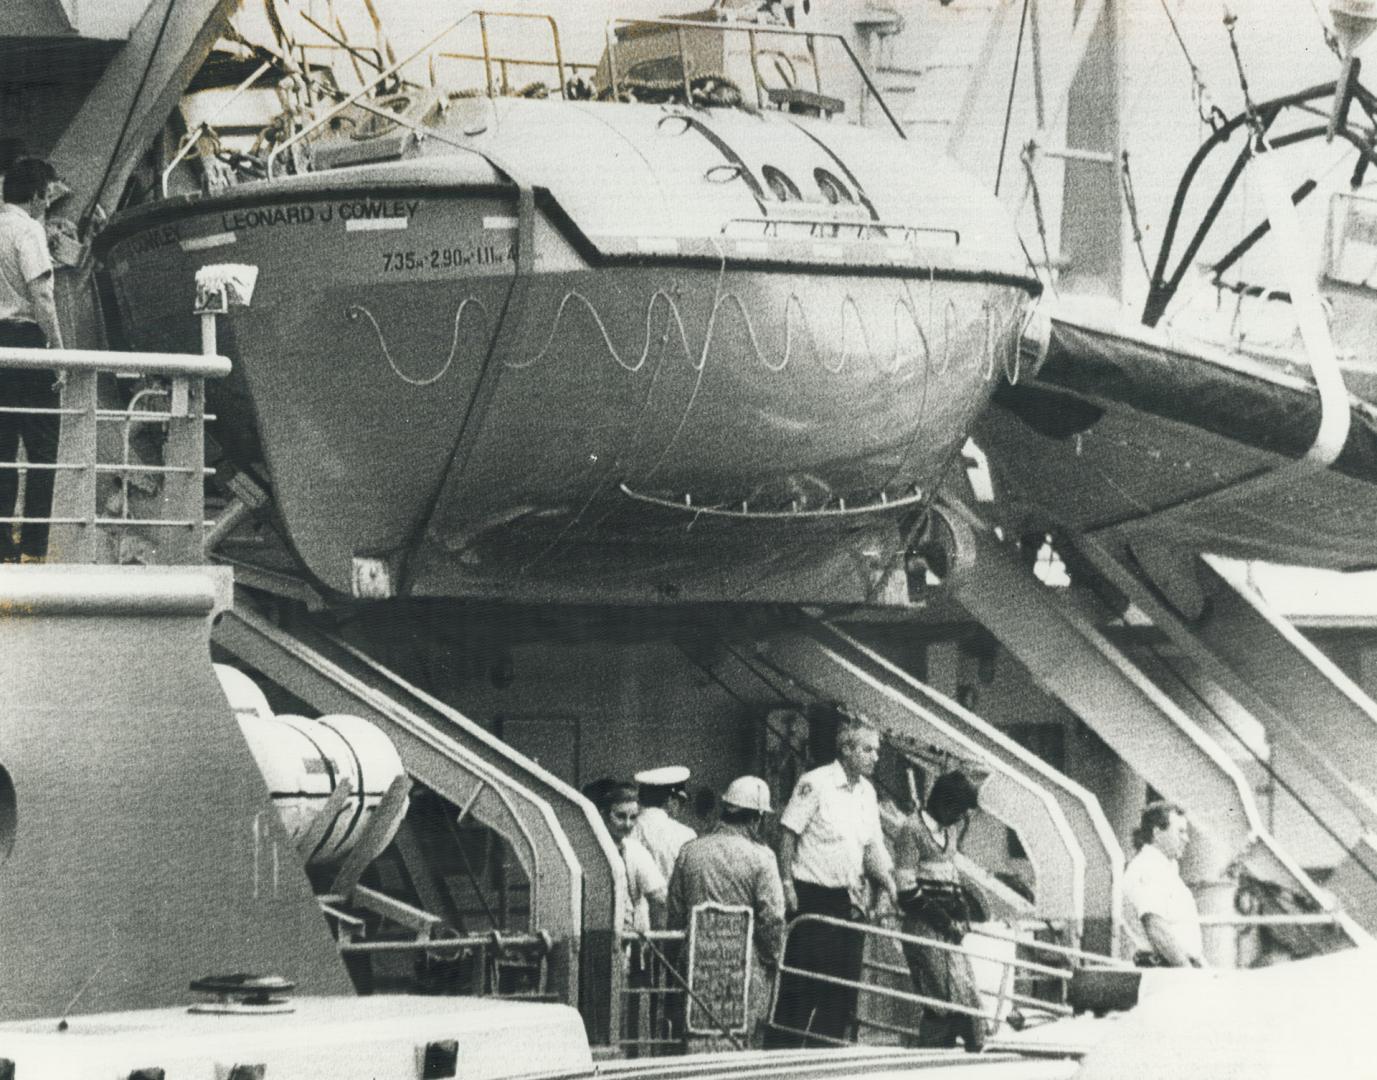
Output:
[685,902,753,1035]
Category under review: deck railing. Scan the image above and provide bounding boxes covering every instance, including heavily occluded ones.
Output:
[617,930,690,1056]
[604,905,1352,1057]
[0,344,229,566]
[269,9,569,177]
[603,17,903,135]
[267,7,904,180]
[769,913,1131,1048]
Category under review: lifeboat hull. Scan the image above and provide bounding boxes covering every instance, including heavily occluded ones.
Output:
[103,184,1031,604]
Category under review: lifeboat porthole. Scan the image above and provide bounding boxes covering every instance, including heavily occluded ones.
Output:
[814,168,853,205]
[762,165,801,202]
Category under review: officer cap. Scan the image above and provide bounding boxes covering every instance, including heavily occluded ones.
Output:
[635,765,691,791]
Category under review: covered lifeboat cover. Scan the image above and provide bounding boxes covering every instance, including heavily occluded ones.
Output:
[214,664,408,865]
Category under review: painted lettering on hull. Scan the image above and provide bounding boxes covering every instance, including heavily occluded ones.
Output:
[214,199,422,233]
[122,225,181,255]
[221,204,318,230]
[337,198,420,222]
[382,242,516,273]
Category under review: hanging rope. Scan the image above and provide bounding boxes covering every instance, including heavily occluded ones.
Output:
[1021,143,1057,295]
[79,0,178,234]
[1120,151,1152,282]
[1156,0,1224,131]
[1223,9,1265,143]
[995,0,1032,197]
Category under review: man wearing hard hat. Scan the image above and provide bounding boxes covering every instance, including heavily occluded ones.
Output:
[633,765,698,882]
[667,776,785,1048]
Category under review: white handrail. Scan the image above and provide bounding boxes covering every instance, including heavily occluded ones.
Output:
[0,345,230,378]
[602,16,905,136]
[1200,913,1341,927]
[772,912,1077,1044]
[266,9,479,178]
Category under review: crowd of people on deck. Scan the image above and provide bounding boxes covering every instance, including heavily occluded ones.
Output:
[583,706,1206,1054]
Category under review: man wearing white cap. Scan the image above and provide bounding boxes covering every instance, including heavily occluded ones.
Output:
[668,776,785,1048]
[633,764,698,881]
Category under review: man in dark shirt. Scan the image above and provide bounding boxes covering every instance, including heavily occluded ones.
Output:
[668,775,785,1048]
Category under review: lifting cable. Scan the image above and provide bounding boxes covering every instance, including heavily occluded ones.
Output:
[80,0,178,234]
[994,0,1032,198]
[1223,10,1264,138]
[1156,0,1225,132]
[1021,145,1057,295]
[1119,151,1152,283]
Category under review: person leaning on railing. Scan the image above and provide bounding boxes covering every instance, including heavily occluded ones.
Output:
[0,156,64,562]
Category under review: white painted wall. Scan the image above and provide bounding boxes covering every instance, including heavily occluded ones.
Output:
[55,0,149,40]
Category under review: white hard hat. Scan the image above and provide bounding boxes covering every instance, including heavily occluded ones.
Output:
[722,775,772,813]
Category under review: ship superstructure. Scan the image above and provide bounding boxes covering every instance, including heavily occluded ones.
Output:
[7,4,1377,1079]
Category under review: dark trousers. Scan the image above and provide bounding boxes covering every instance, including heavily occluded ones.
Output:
[768,881,866,1047]
[0,321,58,560]
[900,910,985,1051]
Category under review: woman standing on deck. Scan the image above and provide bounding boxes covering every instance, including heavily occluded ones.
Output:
[894,771,987,1052]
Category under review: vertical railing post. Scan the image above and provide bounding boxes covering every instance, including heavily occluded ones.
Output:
[605,22,622,102]
[161,373,206,564]
[748,29,764,110]
[808,33,822,94]
[480,12,495,98]
[676,26,693,104]
[608,932,626,1051]
[548,17,567,99]
[991,954,1018,1037]
[48,368,98,564]
[193,265,254,561]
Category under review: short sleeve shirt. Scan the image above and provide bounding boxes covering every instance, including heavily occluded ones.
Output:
[632,806,696,882]
[780,760,892,889]
[621,835,667,932]
[0,203,51,324]
[1123,844,1203,959]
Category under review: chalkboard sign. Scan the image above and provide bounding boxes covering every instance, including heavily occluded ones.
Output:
[685,902,754,1036]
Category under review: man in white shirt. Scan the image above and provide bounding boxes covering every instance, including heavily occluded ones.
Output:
[1123,801,1205,968]
[768,712,898,1047]
[633,765,697,881]
[0,157,63,562]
